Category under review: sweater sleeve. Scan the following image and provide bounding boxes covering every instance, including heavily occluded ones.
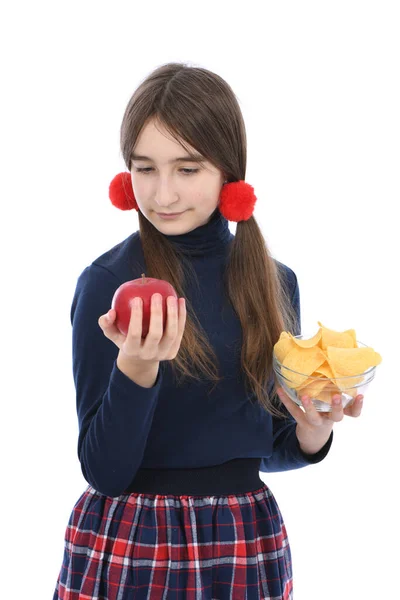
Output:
[71,263,163,497]
[260,270,334,472]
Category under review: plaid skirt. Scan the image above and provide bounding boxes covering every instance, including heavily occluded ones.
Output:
[52,458,293,599]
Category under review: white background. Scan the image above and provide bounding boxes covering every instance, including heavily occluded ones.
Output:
[2,1,399,598]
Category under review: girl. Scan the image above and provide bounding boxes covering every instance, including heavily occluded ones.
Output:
[52,62,363,600]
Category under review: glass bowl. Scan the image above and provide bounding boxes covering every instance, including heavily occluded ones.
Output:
[273,335,377,412]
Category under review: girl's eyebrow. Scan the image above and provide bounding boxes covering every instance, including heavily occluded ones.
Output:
[131,152,205,163]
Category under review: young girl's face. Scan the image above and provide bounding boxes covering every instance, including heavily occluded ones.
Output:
[130,118,225,233]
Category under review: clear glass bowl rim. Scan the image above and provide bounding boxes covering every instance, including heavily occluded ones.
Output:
[275,366,375,390]
[273,336,376,380]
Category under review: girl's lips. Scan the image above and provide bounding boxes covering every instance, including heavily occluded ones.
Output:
[157,211,186,218]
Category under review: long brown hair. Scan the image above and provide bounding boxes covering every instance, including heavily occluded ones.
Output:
[119,62,298,417]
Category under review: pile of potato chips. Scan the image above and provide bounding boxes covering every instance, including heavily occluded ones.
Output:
[273,322,382,404]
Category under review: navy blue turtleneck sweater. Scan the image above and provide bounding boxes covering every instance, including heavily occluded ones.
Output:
[71,208,333,497]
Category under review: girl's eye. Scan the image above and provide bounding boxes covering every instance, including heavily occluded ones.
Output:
[134,167,199,175]
[180,168,199,175]
[135,167,153,173]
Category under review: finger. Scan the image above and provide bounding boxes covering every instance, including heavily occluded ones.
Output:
[169,298,187,356]
[159,296,178,350]
[175,298,187,339]
[277,388,307,424]
[165,296,178,338]
[344,394,364,417]
[147,293,164,340]
[300,394,324,426]
[329,394,345,422]
[178,298,187,332]
[126,297,144,342]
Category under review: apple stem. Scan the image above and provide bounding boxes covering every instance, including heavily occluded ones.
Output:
[141,273,146,284]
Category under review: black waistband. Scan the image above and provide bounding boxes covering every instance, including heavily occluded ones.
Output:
[122,457,264,496]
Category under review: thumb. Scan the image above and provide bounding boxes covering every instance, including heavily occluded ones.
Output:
[98,309,125,346]
[99,309,114,327]
[106,308,116,323]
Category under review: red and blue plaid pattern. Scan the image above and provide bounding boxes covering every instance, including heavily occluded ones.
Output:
[53,484,293,599]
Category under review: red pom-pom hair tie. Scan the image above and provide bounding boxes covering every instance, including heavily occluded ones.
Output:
[218,180,257,222]
[109,172,138,211]
[108,174,257,222]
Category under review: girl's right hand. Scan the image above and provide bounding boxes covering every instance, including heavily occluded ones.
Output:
[98,293,187,364]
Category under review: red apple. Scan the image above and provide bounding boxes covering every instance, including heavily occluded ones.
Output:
[111,273,179,338]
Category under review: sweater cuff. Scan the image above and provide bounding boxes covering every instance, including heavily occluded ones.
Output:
[297,430,334,464]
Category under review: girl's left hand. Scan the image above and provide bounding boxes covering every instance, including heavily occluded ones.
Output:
[276,387,364,455]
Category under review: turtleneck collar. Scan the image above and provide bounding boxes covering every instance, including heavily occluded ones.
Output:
[162,207,233,258]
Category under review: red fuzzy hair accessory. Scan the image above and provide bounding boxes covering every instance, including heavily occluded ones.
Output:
[218,180,257,222]
[108,173,257,222]
[109,172,137,211]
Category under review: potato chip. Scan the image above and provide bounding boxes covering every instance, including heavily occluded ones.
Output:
[330,373,365,393]
[297,362,335,397]
[281,346,327,388]
[317,321,357,350]
[274,332,296,363]
[326,346,382,377]
[297,376,330,397]
[288,328,322,348]
[317,387,344,404]
[313,362,335,379]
